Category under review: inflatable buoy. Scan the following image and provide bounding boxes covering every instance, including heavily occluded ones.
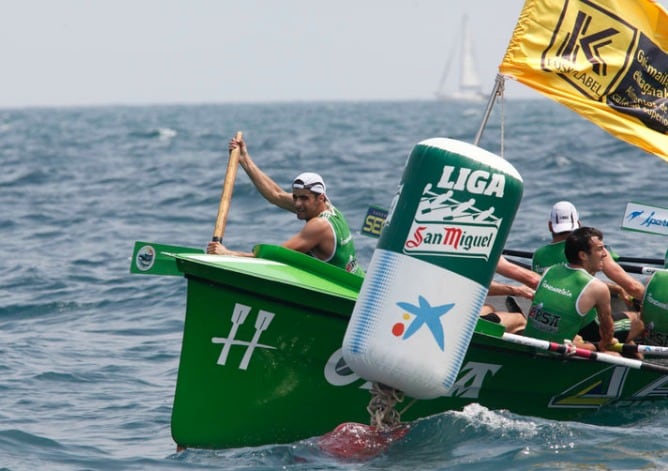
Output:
[318,422,409,459]
[342,138,523,399]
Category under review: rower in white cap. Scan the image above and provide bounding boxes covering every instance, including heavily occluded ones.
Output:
[207,134,364,276]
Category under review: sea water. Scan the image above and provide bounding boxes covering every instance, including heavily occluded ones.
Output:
[2,99,668,470]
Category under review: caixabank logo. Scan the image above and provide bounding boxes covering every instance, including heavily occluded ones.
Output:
[540,0,637,99]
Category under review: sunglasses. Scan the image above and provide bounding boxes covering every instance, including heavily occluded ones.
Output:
[292,180,325,193]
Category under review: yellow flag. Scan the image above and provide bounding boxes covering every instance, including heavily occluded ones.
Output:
[500,0,668,163]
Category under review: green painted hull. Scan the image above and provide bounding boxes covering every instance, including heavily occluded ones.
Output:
[168,245,668,450]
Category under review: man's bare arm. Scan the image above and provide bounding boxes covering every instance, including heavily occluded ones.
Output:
[231,137,294,211]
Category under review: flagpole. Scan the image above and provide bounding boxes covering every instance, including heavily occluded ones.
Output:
[474,74,505,146]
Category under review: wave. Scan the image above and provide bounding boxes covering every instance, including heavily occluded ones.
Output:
[129,127,178,140]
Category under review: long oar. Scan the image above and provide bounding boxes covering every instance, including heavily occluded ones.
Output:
[502,248,665,267]
[130,241,204,276]
[502,250,663,275]
[619,263,662,275]
[617,255,666,265]
[610,343,668,357]
[501,332,668,375]
[501,249,534,259]
[212,131,243,242]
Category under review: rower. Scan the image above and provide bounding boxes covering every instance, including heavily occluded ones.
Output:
[530,201,644,343]
[207,134,364,276]
[523,227,620,354]
[532,201,645,301]
[640,270,668,346]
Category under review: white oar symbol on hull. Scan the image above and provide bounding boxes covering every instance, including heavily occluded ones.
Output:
[239,311,275,370]
[215,304,251,365]
[212,304,276,369]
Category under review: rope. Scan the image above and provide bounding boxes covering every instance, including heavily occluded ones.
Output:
[366,383,406,431]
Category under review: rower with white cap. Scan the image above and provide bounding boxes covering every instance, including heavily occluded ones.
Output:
[532,201,644,300]
[529,201,645,344]
[207,134,364,276]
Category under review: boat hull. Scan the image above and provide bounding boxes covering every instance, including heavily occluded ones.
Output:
[170,246,668,449]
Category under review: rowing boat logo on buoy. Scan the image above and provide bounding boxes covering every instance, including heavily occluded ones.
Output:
[135,245,156,271]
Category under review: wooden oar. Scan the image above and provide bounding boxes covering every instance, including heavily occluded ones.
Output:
[212,131,243,242]
[610,343,668,357]
[501,332,668,375]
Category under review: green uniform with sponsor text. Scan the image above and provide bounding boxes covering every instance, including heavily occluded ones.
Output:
[524,264,597,343]
[315,205,364,277]
[532,240,566,274]
[642,270,668,346]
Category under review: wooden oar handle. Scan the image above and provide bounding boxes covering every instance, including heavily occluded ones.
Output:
[212,131,243,242]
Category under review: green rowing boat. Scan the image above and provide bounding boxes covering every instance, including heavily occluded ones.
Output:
[131,242,668,450]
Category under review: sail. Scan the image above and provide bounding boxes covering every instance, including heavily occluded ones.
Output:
[499,0,668,163]
[436,16,485,101]
[460,16,484,96]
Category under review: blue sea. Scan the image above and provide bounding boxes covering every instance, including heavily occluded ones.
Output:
[3,98,668,470]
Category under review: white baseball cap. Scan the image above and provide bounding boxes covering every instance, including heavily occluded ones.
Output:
[292,172,326,195]
[550,201,579,233]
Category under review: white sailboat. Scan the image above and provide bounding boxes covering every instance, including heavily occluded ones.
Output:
[434,15,486,102]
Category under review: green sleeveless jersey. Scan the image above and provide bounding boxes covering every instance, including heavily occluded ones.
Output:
[524,264,597,343]
[642,270,668,346]
[316,205,365,277]
[532,240,566,274]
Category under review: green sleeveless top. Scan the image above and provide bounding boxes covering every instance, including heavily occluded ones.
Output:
[642,270,668,346]
[524,264,597,343]
[532,240,566,274]
[315,205,364,277]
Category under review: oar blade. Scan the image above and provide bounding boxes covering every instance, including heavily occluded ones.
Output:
[130,241,203,276]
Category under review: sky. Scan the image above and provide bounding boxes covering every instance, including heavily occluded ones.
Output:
[1,0,667,109]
